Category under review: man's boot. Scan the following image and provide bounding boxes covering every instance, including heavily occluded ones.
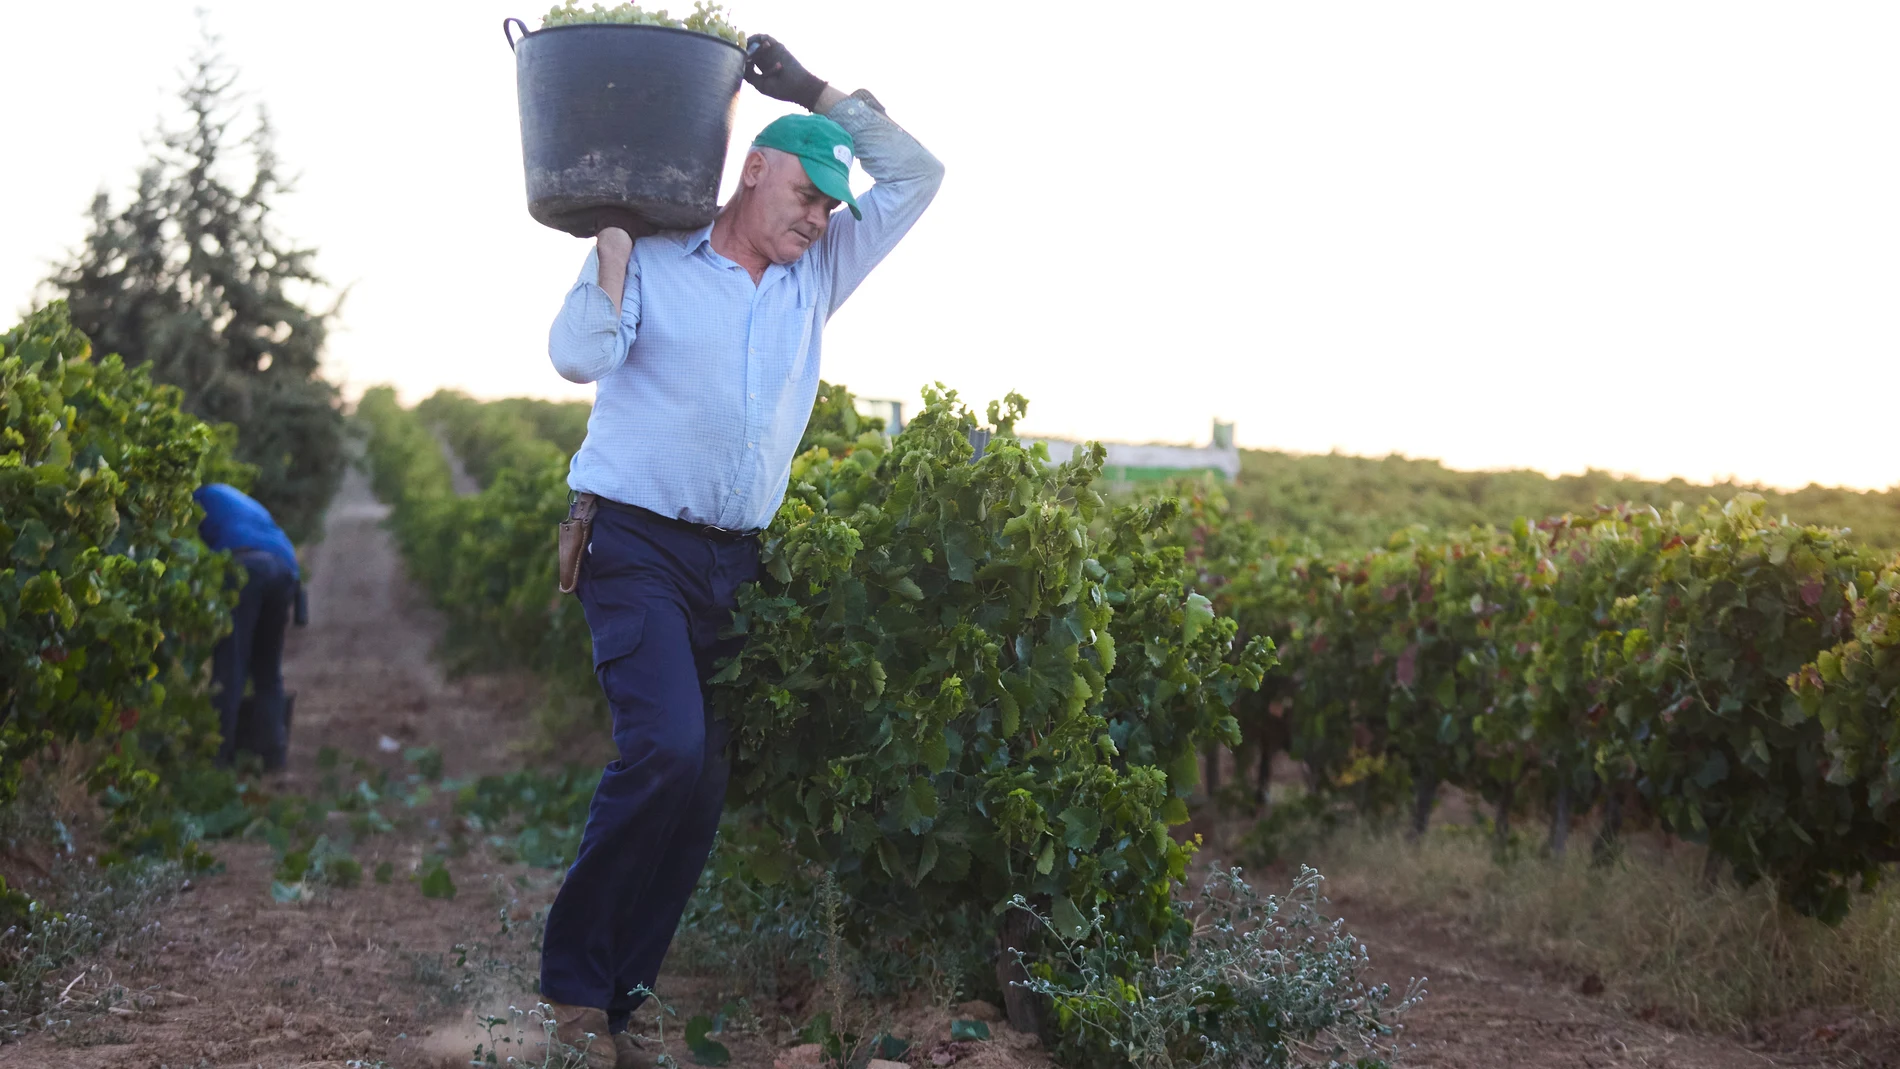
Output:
[545,1002,615,1069]
[614,1031,659,1069]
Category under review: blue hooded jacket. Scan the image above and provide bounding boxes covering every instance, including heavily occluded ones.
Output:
[193,484,299,578]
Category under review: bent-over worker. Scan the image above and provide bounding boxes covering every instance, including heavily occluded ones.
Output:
[195,483,300,772]
[537,33,943,1069]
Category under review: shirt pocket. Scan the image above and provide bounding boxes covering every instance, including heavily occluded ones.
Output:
[783,299,819,385]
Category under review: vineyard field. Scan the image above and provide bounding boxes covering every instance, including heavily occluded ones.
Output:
[7,331,1898,1063]
[1233,447,1900,551]
[9,10,1898,1063]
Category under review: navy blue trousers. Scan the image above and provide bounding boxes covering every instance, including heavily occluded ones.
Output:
[212,548,297,770]
[539,505,759,1030]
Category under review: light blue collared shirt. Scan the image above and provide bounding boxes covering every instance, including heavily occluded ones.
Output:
[548,93,943,530]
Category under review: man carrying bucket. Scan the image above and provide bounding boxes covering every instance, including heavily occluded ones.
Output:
[539,34,943,1069]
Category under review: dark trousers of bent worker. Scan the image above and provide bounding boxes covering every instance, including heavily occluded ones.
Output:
[539,504,759,1031]
[212,548,297,770]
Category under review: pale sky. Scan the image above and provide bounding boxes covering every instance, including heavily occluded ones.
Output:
[5,2,1896,490]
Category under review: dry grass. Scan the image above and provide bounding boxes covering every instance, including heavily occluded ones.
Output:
[1303,822,1900,1033]
[0,769,188,1041]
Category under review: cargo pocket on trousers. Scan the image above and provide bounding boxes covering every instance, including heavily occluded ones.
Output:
[589,608,647,672]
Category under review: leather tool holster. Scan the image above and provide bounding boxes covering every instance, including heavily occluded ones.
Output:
[558,492,598,595]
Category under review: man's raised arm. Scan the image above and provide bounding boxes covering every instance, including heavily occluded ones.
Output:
[744,36,945,315]
[547,229,640,384]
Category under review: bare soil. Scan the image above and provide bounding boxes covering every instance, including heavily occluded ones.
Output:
[1345,903,1788,1069]
[1329,882,1897,1067]
[0,467,1857,1068]
[1188,775,1895,1069]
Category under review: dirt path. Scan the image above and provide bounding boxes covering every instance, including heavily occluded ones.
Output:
[1,466,1847,1069]
[1339,904,1794,1069]
[1,466,552,1068]
[279,465,527,784]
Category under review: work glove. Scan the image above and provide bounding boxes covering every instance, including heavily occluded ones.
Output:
[744,34,827,110]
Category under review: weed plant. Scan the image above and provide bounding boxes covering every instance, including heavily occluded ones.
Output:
[1308,821,1900,1032]
[670,847,822,1002]
[1014,865,1420,1069]
[406,891,547,1014]
[456,766,597,870]
[0,779,190,1040]
[0,856,183,1040]
[471,1002,599,1068]
[674,837,1002,1022]
[250,745,450,902]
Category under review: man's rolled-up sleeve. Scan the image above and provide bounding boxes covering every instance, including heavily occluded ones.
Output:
[817,94,945,317]
[549,246,641,383]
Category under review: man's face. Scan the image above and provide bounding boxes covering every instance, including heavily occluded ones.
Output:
[743,150,840,264]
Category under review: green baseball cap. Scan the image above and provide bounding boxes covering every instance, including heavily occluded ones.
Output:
[751,114,861,220]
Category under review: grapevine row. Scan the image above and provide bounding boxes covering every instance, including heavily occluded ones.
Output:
[1187,486,1900,922]
[355,386,1273,986]
[1,304,244,854]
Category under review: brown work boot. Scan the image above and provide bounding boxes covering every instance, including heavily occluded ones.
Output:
[544,1002,615,1069]
[614,1031,659,1069]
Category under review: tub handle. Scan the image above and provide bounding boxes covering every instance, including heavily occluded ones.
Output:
[503,17,529,51]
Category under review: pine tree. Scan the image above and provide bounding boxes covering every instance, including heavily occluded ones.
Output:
[48,25,344,543]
